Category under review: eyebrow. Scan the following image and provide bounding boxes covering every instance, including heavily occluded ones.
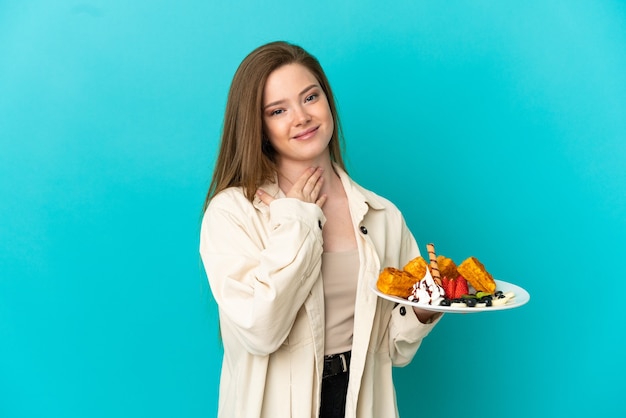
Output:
[263,83,320,110]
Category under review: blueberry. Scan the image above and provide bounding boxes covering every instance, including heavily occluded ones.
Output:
[465,298,477,307]
[440,299,451,306]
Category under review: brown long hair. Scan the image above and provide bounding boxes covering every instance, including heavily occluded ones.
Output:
[202,41,346,210]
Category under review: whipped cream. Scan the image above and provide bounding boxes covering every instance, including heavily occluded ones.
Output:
[407,268,445,305]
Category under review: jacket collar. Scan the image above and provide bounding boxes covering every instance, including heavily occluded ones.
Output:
[335,165,386,212]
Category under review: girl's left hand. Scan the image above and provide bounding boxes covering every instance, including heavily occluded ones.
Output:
[412,307,441,324]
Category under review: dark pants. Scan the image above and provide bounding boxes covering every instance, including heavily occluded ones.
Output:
[319,370,349,418]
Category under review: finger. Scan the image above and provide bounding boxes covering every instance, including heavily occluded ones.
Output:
[301,167,324,196]
[256,189,275,206]
[309,175,324,200]
[316,194,328,208]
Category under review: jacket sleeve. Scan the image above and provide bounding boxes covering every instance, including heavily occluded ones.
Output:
[387,218,443,366]
[200,193,325,356]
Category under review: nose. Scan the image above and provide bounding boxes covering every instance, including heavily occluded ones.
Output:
[293,104,311,125]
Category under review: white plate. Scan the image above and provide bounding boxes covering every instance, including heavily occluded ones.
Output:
[370,279,530,313]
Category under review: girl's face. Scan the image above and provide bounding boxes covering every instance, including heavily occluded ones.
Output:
[262,63,334,165]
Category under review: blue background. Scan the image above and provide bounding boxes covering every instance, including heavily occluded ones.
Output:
[1,1,625,417]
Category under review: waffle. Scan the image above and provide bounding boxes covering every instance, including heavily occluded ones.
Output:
[377,267,419,298]
[457,256,496,294]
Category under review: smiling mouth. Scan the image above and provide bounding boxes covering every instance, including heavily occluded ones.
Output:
[293,126,319,140]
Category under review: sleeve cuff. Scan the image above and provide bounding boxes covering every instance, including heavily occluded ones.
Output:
[391,303,443,342]
[269,198,326,232]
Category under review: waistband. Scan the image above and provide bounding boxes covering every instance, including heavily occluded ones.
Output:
[323,351,351,379]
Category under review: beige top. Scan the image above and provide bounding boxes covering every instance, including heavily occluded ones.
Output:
[322,249,359,355]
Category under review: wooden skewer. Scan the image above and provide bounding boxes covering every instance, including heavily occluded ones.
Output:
[426,243,442,286]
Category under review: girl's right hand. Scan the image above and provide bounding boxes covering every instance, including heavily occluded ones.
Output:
[257,167,327,208]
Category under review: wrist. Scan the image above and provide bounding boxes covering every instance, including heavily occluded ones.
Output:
[412,307,440,324]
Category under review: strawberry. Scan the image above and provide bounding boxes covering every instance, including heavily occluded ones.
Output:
[441,276,449,296]
[454,275,469,298]
[442,276,455,298]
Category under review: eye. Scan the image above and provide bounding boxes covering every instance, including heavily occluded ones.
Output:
[269,109,284,116]
[305,93,318,102]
